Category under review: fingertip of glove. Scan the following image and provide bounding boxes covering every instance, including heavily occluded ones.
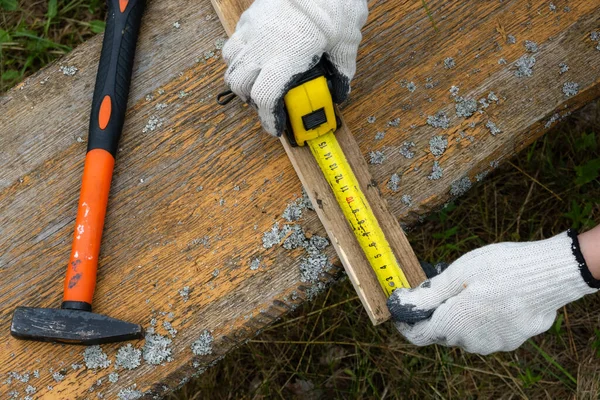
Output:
[329,74,351,104]
[387,291,435,325]
[420,260,450,279]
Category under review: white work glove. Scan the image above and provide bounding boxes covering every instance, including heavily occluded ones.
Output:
[388,231,599,355]
[222,0,368,135]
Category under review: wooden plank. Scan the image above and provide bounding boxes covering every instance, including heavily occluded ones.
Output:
[212,0,426,325]
[0,0,599,398]
[210,0,248,36]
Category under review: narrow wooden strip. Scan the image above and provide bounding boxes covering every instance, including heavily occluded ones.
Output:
[210,0,426,324]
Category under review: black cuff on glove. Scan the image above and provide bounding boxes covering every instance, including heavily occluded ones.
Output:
[568,229,600,289]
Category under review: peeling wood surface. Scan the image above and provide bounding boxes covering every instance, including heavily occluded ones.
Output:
[1,0,599,398]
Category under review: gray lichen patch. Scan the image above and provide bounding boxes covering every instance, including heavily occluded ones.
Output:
[7,371,30,383]
[514,55,536,77]
[142,115,165,133]
[117,385,143,400]
[301,188,315,211]
[191,330,214,356]
[143,333,173,365]
[387,173,401,192]
[479,97,490,109]
[562,82,579,98]
[369,150,386,165]
[428,161,443,180]
[116,344,142,370]
[485,121,502,135]
[308,235,329,253]
[425,77,438,89]
[83,345,111,369]
[250,257,261,270]
[282,199,304,222]
[427,111,450,129]
[406,82,417,92]
[545,113,561,129]
[444,57,456,69]
[215,38,227,50]
[449,85,459,97]
[300,253,331,283]
[108,373,119,384]
[591,31,600,51]
[179,286,190,302]
[401,194,413,207]
[429,135,448,157]
[475,170,490,181]
[507,34,516,44]
[455,97,478,118]
[163,321,178,338]
[59,65,78,76]
[559,62,569,74]
[375,131,385,140]
[524,40,539,53]
[367,116,376,124]
[283,225,308,250]
[387,118,401,127]
[262,222,284,249]
[261,207,332,299]
[399,141,416,159]
[450,176,472,197]
[52,371,65,382]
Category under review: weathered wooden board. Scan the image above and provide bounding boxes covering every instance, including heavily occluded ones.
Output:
[212,0,426,326]
[1,0,599,398]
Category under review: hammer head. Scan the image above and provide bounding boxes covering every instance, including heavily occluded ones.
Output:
[11,307,144,345]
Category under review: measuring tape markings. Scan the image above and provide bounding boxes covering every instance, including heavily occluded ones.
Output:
[307,131,410,296]
[282,68,412,297]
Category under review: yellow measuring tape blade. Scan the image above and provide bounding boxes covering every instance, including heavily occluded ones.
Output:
[307,131,411,296]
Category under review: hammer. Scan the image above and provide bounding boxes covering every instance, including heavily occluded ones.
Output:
[11,0,146,345]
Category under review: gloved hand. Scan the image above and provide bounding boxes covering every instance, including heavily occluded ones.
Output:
[388,231,600,355]
[222,0,368,136]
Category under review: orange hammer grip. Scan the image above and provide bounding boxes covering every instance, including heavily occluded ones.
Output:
[63,149,115,305]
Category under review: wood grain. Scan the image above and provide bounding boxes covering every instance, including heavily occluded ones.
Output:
[210,0,248,36]
[1,0,599,398]
[211,0,426,324]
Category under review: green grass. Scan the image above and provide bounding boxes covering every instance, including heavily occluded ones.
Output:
[0,0,105,92]
[2,2,600,399]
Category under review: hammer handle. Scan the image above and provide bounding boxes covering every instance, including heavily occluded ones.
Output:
[63,0,146,309]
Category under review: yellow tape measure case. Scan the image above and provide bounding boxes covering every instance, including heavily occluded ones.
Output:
[283,62,340,146]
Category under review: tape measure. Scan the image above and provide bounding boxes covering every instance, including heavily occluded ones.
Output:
[284,61,410,296]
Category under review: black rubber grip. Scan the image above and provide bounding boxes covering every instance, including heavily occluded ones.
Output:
[61,301,93,312]
[87,0,146,157]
